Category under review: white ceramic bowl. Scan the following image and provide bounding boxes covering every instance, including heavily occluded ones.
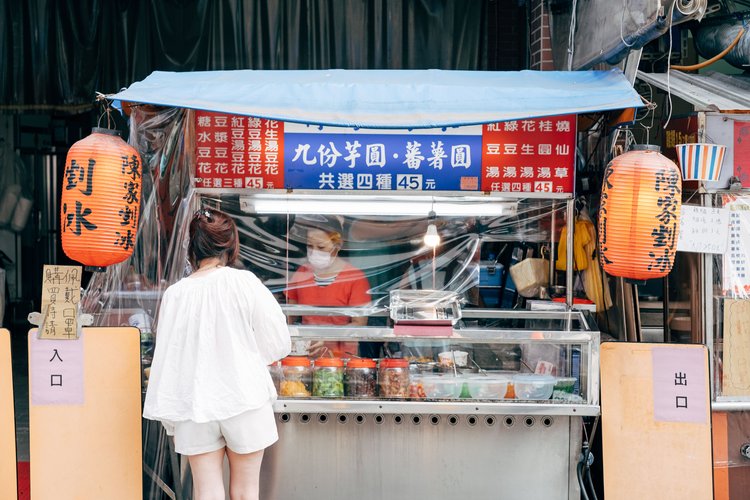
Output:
[512,374,556,400]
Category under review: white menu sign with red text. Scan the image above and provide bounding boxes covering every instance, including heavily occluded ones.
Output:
[481,115,576,194]
[195,111,284,189]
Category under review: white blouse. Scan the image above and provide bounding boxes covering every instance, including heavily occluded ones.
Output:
[143,266,291,424]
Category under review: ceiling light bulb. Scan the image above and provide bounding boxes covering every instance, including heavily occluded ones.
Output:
[424,223,440,247]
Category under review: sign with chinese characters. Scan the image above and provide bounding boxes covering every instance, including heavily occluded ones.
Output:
[30,332,84,405]
[481,115,576,194]
[29,327,142,499]
[40,265,82,339]
[676,205,730,254]
[662,116,699,163]
[194,112,579,193]
[723,195,750,298]
[601,343,712,500]
[284,123,482,191]
[735,120,750,187]
[195,111,284,189]
[652,346,707,424]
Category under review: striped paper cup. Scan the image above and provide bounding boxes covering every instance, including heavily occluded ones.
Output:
[675,143,726,181]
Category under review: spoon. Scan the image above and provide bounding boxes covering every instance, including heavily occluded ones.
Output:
[470,357,488,376]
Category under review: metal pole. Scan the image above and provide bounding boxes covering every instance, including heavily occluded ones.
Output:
[550,200,557,286]
[566,199,575,308]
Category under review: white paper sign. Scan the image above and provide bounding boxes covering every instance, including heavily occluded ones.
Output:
[723,196,750,297]
[677,205,729,254]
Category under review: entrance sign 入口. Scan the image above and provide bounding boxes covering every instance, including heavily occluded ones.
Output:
[29,327,142,499]
[40,265,82,339]
[30,333,84,405]
[676,205,730,254]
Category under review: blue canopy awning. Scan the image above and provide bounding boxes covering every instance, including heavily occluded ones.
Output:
[111,68,643,129]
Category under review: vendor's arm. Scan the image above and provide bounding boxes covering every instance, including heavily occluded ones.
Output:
[350,316,368,326]
[285,297,299,325]
[284,276,301,324]
[347,266,372,327]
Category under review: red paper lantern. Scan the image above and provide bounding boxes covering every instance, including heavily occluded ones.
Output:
[599,145,682,280]
[61,128,142,269]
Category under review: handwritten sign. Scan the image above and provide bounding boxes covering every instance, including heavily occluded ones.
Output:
[722,299,750,396]
[723,195,750,298]
[40,265,82,339]
[30,332,84,405]
[651,346,707,424]
[676,205,729,254]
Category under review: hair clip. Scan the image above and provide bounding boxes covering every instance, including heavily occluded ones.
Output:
[193,209,212,220]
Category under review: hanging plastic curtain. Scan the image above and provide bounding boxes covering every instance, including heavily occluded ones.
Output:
[598,145,682,280]
[61,128,142,269]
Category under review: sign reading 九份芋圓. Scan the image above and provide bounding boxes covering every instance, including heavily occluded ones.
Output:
[194,111,576,194]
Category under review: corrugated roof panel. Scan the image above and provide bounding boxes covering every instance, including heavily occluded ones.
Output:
[637,70,750,112]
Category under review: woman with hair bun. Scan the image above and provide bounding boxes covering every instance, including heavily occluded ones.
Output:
[144,207,291,500]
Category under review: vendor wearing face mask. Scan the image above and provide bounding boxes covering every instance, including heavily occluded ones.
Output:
[285,217,371,357]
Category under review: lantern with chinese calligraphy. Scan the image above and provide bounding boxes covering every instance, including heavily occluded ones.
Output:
[61,128,142,269]
[599,145,682,280]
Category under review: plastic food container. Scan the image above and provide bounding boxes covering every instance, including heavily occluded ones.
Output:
[421,375,463,399]
[280,356,312,397]
[378,358,410,398]
[408,374,426,399]
[268,361,283,392]
[512,374,556,400]
[344,358,377,398]
[554,377,577,394]
[465,375,511,400]
[313,357,345,397]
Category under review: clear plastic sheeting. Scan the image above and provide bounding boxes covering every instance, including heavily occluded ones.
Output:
[201,192,565,318]
[79,104,567,331]
[79,103,568,328]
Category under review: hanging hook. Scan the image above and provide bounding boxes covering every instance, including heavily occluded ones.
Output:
[95,92,114,130]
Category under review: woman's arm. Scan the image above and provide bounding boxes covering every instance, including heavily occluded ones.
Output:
[251,280,292,364]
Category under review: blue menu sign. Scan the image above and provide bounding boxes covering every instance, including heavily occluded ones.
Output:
[284,124,482,191]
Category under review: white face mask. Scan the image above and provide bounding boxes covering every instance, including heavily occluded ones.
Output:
[307,248,334,270]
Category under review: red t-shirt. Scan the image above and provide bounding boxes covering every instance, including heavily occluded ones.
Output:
[285,262,371,325]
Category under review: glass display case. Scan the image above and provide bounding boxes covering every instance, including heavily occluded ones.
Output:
[274,307,600,416]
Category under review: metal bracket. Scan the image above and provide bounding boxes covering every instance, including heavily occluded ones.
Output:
[28,303,93,339]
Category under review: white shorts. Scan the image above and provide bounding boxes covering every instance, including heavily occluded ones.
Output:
[171,402,278,456]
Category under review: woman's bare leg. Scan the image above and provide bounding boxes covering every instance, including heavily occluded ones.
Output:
[188,448,226,500]
[226,448,265,500]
